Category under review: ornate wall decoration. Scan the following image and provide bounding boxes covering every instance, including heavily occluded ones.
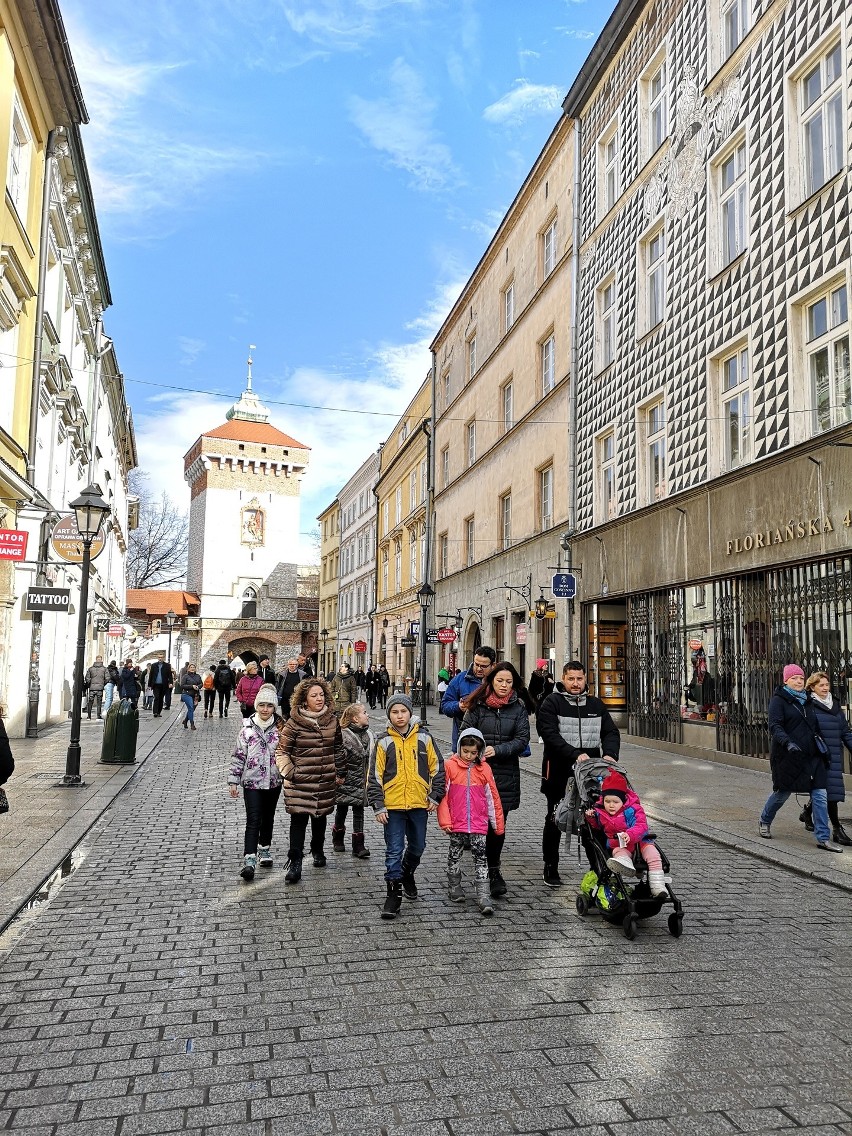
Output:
[241,498,265,546]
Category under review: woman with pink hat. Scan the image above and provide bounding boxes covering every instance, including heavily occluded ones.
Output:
[758,663,842,852]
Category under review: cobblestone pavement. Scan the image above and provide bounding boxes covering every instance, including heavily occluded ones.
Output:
[1,714,851,1136]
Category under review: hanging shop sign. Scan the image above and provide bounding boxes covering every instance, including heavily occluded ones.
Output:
[515,623,527,645]
[51,516,106,563]
[108,623,126,636]
[26,587,70,612]
[0,529,28,560]
[437,627,457,644]
[94,616,110,633]
[400,635,417,647]
[353,640,367,652]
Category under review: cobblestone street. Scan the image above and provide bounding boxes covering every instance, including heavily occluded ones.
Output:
[1,713,851,1136]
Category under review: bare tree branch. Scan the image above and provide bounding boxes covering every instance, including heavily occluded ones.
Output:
[127,474,189,589]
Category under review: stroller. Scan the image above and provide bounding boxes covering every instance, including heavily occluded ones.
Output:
[557,757,684,939]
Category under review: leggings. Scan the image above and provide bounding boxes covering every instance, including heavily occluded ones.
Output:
[334,803,365,832]
[485,826,505,867]
[243,787,281,854]
[288,813,328,857]
[447,832,488,882]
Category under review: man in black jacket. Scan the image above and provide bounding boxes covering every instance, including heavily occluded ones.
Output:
[536,660,620,887]
[147,655,174,718]
[258,655,277,685]
[213,659,235,717]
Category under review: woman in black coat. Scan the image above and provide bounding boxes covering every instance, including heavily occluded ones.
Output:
[460,661,533,897]
[805,672,852,845]
[758,664,840,851]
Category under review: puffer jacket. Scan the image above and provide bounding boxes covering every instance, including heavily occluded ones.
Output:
[229,716,283,791]
[337,724,374,807]
[768,686,828,793]
[460,694,530,813]
[437,756,504,836]
[367,724,446,813]
[536,685,620,798]
[235,673,264,710]
[587,789,650,852]
[85,662,108,692]
[811,696,852,803]
[330,672,357,709]
[118,666,140,700]
[275,705,344,816]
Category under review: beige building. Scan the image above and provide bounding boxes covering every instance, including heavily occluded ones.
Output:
[431,114,575,680]
[373,378,430,689]
[317,497,339,676]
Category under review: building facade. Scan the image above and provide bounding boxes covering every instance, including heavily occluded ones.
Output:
[317,497,339,677]
[564,0,851,760]
[336,449,380,671]
[432,114,575,681]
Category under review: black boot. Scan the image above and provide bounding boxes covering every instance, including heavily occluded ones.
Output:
[489,865,507,898]
[832,824,852,846]
[351,832,370,859]
[331,825,346,852]
[381,880,403,919]
[799,803,814,832]
[543,862,563,887]
[400,858,418,899]
[284,854,303,884]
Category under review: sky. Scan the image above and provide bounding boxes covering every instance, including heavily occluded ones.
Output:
[61,0,617,563]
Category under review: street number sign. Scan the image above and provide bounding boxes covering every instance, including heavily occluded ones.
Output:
[552,572,577,599]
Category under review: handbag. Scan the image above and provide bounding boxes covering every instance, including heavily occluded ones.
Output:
[814,734,830,759]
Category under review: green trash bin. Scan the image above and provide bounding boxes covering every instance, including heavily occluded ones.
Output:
[100,698,138,764]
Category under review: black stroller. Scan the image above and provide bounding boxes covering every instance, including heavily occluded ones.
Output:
[557,757,684,939]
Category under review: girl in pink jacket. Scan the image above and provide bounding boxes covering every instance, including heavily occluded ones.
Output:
[585,770,667,896]
[437,728,504,916]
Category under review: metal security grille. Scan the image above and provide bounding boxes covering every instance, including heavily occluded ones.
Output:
[627,589,684,743]
[714,573,773,757]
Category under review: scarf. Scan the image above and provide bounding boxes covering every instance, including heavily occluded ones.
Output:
[810,691,834,711]
[784,684,807,704]
[300,706,324,720]
[485,691,511,709]
[252,713,277,733]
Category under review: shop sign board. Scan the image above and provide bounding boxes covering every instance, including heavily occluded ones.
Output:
[515,623,527,645]
[26,587,70,612]
[426,629,440,644]
[108,623,125,636]
[436,627,456,644]
[353,639,367,652]
[94,616,110,633]
[400,635,417,647]
[51,516,105,563]
[0,529,28,560]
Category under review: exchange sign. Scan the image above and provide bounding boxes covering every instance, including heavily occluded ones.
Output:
[0,529,28,560]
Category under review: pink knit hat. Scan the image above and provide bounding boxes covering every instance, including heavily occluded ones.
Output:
[536,659,549,670]
[783,664,805,683]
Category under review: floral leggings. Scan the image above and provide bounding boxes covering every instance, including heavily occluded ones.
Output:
[447,832,488,882]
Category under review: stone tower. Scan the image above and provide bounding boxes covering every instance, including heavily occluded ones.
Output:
[182,353,313,667]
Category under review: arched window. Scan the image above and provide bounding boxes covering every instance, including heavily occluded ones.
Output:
[241,586,258,618]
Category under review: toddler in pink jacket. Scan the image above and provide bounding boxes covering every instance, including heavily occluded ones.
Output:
[437,728,504,916]
[585,770,667,897]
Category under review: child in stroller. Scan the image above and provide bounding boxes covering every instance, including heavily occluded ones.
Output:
[585,769,666,895]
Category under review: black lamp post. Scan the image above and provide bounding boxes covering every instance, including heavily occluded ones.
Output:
[416,583,435,725]
[166,609,176,665]
[320,628,328,675]
[59,484,110,788]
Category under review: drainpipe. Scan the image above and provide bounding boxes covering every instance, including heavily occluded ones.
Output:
[27,130,57,486]
[565,117,582,662]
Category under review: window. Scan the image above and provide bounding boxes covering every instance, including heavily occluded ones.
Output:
[541,334,555,395]
[500,493,512,551]
[721,346,751,468]
[382,547,389,597]
[409,469,417,512]
[439,533,448,579]
[7,103,31,221]
[241,586,258,619]
[722,0,749,59]
[800,42,843,199]
[638,226,665,335]
[468,336,477,382]
[598,120,620,218]
[718,139,748,268]
[504,281,515,332]
[465,517,475,568]
[382,500,389,536]
[467,420,476,467]
[640,53,668,163]
[502,380,514,433]
[642,399,667,502]
[596,277,617,372]
[357,536,363,567]
[543,218,557,277]
[493,617,505,661]
[807,283,850,432]
[394,541,401,591]
[409,528,417,584]
[598,432,617,521]
[539,466,553,530]
[395,486,402,525]
[441,446,450,489]
[442,370,450,410]
[398,422,409,448]
[419,523,426,579]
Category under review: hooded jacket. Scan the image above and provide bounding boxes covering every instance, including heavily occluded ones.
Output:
[275,681,345,816]
[367,722,446,813]
[460,693,530,812]
[536,683,620,798]
[229,716,284,791]
[440,665,484,748]
[437,755,504,836]
[337,724,374,807]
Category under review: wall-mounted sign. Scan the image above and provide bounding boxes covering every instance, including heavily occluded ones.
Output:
[26,587,70,612]
[108,623,125,636]
[515,623,527,645]
[400,635,417,647]
[0,529,28,560]
[94,616,110,633]
[437,627,457,644]
[353,640,367,652]
[426,630,440,644]
[51,516,105,563]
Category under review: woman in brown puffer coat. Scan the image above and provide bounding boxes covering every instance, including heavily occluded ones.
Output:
[275,676,345,884]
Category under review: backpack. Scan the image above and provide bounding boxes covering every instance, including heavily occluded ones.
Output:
[203,673,215,689]
[215,665,231,686]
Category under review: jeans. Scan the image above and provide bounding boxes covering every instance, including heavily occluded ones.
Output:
[288,812,328,858]
[181,692,196,724]
[102,683,115,713]
[217,689,231,714]
[243,786,282,854]
[761,787,830,843]
[383,808,427,881]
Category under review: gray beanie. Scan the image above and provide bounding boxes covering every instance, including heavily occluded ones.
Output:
[386,693,413,717]
[254,683,278,708]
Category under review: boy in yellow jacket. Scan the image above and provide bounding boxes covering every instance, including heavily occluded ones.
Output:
[367,694,446,920]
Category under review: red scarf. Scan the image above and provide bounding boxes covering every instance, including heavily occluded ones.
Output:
[485,691,510,709]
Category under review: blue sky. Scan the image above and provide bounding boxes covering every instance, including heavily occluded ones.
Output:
[62,0,616,561]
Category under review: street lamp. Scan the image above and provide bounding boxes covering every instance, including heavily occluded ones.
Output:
[534,593,549,620]
[416,582,435,726]
[166,609,176,665]
[59,484,110,787]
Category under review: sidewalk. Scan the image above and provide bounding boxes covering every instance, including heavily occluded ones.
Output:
[368,702,852,893]
[0,703,180,932]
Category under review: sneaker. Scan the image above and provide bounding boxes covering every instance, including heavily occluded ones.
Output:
[606,852,636,876]
[758,822,771,839]
[816,840,844,853]
[258,846,273,868]
[240,854,256,881]
[543,863,563,888]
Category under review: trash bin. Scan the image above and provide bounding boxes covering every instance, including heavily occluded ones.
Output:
[100,698,139,764]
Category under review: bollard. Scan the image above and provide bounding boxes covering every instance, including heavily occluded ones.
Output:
[100,698,139,764]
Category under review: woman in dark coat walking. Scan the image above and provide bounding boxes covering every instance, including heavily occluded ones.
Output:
[460,661,533,897]
[758,664,841,851]
[804,672,852,845]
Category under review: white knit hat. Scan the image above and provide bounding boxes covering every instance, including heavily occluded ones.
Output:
[255,683,278,708]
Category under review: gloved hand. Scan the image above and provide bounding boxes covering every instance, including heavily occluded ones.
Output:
[787,742,802,753]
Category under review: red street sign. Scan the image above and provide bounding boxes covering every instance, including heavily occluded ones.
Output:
[353,640,367,652]
[108,624,125,636]
[0,529,28,560]
[437,627,456,644]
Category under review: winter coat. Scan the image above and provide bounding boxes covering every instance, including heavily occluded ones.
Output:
[85,662,108,692]
[337,724,374,807]
[536,685,621,798]
[330,672,358,709]
[118,666,140,700]
[528,671,555,708]
[276,670,300,719]
[810,697,852,803]
[147,661,173,689]
[235,673,264,711]
[181,671,202,696]
[768,686,829,793]
[437,756,504,836]
[367,724,446,813]
[378,668,391,691]
[275,705,345,816]
[0,719,14,787]
[214,664,234,691]
[106,663,120,686]
[587,789,651,853]
[229,717,284,791]
[460,694,530,813]
[440,665,484,748]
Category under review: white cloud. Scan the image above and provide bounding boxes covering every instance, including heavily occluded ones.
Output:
[349,58,460,191]
[482,80,563,126]
[558,27,596,39]
[178,338,206,367]
[281,0,423,49]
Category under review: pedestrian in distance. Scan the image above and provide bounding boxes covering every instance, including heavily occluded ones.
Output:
[759,664,842,851]
[0,702,13,814]
[102,659,120,714]
[275,677,345,884]
[147,655,174,718]
[364,665,379,709]
[202,666,217,718]
[801,672,852,845]
[585,769,668,896]
[235,661,264,719]
[440,646,497,750]
[228,684,284,881]
[528,659,555,711]
[141,665,154,710]
[180,663,203,730]
[437,728,504,916]
[296,653,315,680]
[377,665,391,709]
[332,702,374,859]
[257,655,276,685]
[276,658,301,721]
[330,663,358,711]
[118,658,141,707]
[367,693,446,920]
[84,655,108,719]
[536,660,620,887]
[459,660,532,898]
[213,658,234,717]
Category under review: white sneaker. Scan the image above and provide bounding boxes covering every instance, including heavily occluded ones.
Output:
[606,851,636,876]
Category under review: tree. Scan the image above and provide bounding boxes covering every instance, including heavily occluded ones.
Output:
[126,473,189,589]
